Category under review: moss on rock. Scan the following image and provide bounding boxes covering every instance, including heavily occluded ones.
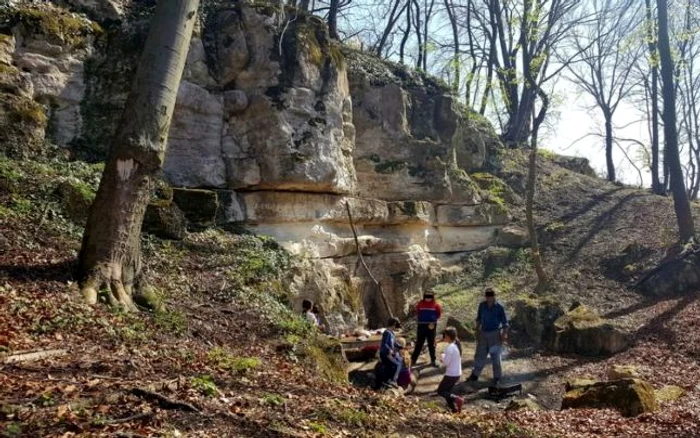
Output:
[299,335,348,383]
[550,305,630,356]
[512,296,564,345]
[656,385,685,403]
[1,5,102,49]
[471,172,519,206]
[562,379,657,417]
[143,200,188,240]
[55,179,95,225]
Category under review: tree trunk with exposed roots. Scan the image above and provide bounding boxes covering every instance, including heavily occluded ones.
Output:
[78,0,200,310]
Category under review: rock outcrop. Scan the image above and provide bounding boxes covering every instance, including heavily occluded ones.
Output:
[512,297,565,346]
[0,2,514,327]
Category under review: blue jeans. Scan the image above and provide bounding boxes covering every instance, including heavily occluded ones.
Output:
[472,330,502,379]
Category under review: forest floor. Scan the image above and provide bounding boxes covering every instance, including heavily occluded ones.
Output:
[2,152,700,437]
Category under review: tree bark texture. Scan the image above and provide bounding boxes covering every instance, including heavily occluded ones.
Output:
[656,0,695,242]
[646,0,662,194]
[78,0,200,309]
[605,115,615,182]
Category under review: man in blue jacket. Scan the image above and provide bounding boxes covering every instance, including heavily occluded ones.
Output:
[467,287,509,385]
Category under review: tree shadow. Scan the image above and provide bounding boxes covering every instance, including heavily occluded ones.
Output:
[563,192,643,263]
[632,293,698,347]
[553,187,625,224]
[0,259,75,283]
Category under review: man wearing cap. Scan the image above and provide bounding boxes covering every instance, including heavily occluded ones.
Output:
[467,287,509,385]
[411,291,443,367]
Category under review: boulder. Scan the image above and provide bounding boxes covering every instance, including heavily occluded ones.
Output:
[55,179,95,225]
[64,0,127,20]
[213,8,357,194]
[172,188,219,226]
[505,398,542,411]
[163,81,226,188]
[483,247,515,276]
[512,297,565,345]
[607,364,641,380]
[562,379,657,417]
[496,225,529,248]
[637,249,700,297]
[565,378,599,389]
[142,201,187,240]
[549,305,630,356]
[550,155,596,177]
[446,316,475,342]
[655,385,685,403]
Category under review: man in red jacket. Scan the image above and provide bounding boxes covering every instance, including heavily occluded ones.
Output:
[410,290,443,367]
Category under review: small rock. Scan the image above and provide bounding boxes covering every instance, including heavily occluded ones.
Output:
[55,180,95,225]
[656,385,685,403]
[172,188,219,226]
[562,378,657,417]
[608,365,641,380]
[142,201,187,240]
[496,225,529,248]
[446,316,475,342]
[505,398,542,411]
[224,89,249,115]
[483,247,515,276]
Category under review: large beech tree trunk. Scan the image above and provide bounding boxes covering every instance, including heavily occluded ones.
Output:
[78,0,200,310]
[656,0,695,242]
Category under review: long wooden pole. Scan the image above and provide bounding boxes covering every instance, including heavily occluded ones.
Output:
[344,202,394,319]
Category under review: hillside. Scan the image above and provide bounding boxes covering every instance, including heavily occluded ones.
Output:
[3,150,700,437]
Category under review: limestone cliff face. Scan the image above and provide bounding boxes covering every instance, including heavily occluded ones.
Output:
[0,2,514,327]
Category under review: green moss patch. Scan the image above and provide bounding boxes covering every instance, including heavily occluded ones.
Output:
[1,5,102,49]
[471,172,512,207]
[562,379,657,417]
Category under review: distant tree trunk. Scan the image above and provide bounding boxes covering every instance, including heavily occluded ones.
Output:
[421,0,435,72]
[656,0,695,242]
[375,0,407,58]
[604,112,615,182]
[412,0,423,69]
[78,0,200,309]
[526,130,549,292]
[522,0,549,292]
[328,0,340,39]
[399,0,412,64]
[645,0,662,194]
[443,0,459,94]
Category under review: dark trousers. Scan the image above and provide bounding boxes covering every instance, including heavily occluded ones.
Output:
[375,353,397,388]
[411,324,436,364]
[437,375,460,411]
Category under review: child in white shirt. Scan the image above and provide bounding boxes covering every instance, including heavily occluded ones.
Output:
[437,327,464,413]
